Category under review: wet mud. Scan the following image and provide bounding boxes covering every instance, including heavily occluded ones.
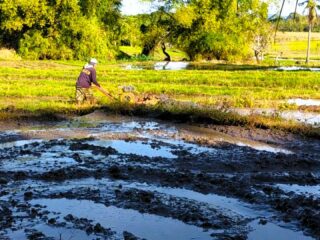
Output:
[0,111,319,240]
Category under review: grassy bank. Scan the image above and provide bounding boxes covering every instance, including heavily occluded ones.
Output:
[0,60,319,136]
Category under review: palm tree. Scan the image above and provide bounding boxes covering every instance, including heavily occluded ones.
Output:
[274,0,286,42]
[275,0,301,41]
[294,0,300,19]
[300,0,318,63]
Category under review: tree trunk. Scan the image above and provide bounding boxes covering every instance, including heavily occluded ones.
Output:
[306,23,312,64]
[274,0,286,43]
[141,45,153,56]
[254,50,260,63]
[141,40,157,56]
[161,42,171,61]
[294,0,299,20]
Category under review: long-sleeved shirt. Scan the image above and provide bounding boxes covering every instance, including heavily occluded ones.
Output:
[76,64,100,88]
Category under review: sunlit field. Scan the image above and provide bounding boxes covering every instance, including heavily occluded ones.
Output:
[268,32,320,60]
[0,60,319,136]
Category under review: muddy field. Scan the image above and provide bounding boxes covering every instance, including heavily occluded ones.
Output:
[0,111,319,240]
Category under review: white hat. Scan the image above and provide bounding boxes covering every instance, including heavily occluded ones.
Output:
[89,58,98,65]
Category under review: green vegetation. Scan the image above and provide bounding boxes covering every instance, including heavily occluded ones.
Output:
[266,32,320,60]
[0,1,319,136]
[274,13,320,32]
[0,60,319,136]
[0,0,121,60]
[0,0,270,62]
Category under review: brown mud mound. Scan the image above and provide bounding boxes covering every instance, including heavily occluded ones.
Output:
[0,112,319,240]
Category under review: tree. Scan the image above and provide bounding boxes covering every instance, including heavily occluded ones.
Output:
[0,0,122,59]
[119,15,144,47]
[274,0,286,42]
[0,0,49,49]
[171,0,270,61]
[300,0,319,63]
[294,0,300,19]
[138,9,177,58]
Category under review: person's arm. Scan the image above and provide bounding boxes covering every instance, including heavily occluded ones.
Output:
[90,68,100,87]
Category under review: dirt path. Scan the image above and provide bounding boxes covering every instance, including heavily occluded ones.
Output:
[0,111,319,240]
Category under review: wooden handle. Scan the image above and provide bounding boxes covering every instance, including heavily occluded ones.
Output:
[95,86,116,100]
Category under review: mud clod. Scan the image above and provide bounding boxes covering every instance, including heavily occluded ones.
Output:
[109,165,122,179]
[48,218,56,224]
[123,231,143,240]
[24,191,33,200]
[0,115,319,240]
[0,178,8,185]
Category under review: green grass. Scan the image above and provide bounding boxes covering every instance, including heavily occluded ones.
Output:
[0,60,319,136]
[268,32,320,60]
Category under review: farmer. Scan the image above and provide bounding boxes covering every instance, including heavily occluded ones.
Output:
[75,58,100,104]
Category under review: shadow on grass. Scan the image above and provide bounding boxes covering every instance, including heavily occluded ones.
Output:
[0,101,319,139]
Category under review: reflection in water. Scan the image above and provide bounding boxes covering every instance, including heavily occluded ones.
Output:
[248,219,314,240]
[6,224,100,240]
[276,66,320,72]
[122,181,263,218]
[88,140,177,158]
[31,198,212,240]
[276,184,320,197]
[124,62,320,72]
[234,108,320,126]
[0,139,42,150]
[288,98,320,106]
[154,61,189,70]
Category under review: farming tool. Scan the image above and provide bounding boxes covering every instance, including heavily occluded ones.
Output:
[95,85,165,105]
[95,85,117,101]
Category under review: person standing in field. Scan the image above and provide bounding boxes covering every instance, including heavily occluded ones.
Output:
[76,58,100,104]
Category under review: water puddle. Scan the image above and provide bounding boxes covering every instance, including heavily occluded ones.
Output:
[154,61,189,70]
[0,142,83,172]
[54,177,265,218]
[247,219,314,240]
[280,111,320,126]
[2,178,315,240]
[30,198,213,240]
[287,99,320,107]
[234,108,320,126]
[124,64,144,70]
[87,140,177,158]
[178,125,293,154]
[124,62,320,72]
[276,184,320,197]
[235,142,293,154]
[0,139,42,150]
[95,120,165,134]
[1,154,77,172]
[122,182,263,218]
[160,138,218,155]
[6,224,101,240]
[275,66,320,72]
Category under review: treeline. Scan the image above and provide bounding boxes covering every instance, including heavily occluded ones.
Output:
[121,0,270,61]
[0,0,270,61]
[271,13,320,32]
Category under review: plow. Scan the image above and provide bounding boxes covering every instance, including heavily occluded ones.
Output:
[95,85,166,106]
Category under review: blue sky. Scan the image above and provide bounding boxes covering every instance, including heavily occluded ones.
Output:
[121,0,156,15]
[121,0,305,17]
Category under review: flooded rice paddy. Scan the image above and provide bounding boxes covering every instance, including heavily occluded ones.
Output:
[124,61,320,72]
[0,111,319,240]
